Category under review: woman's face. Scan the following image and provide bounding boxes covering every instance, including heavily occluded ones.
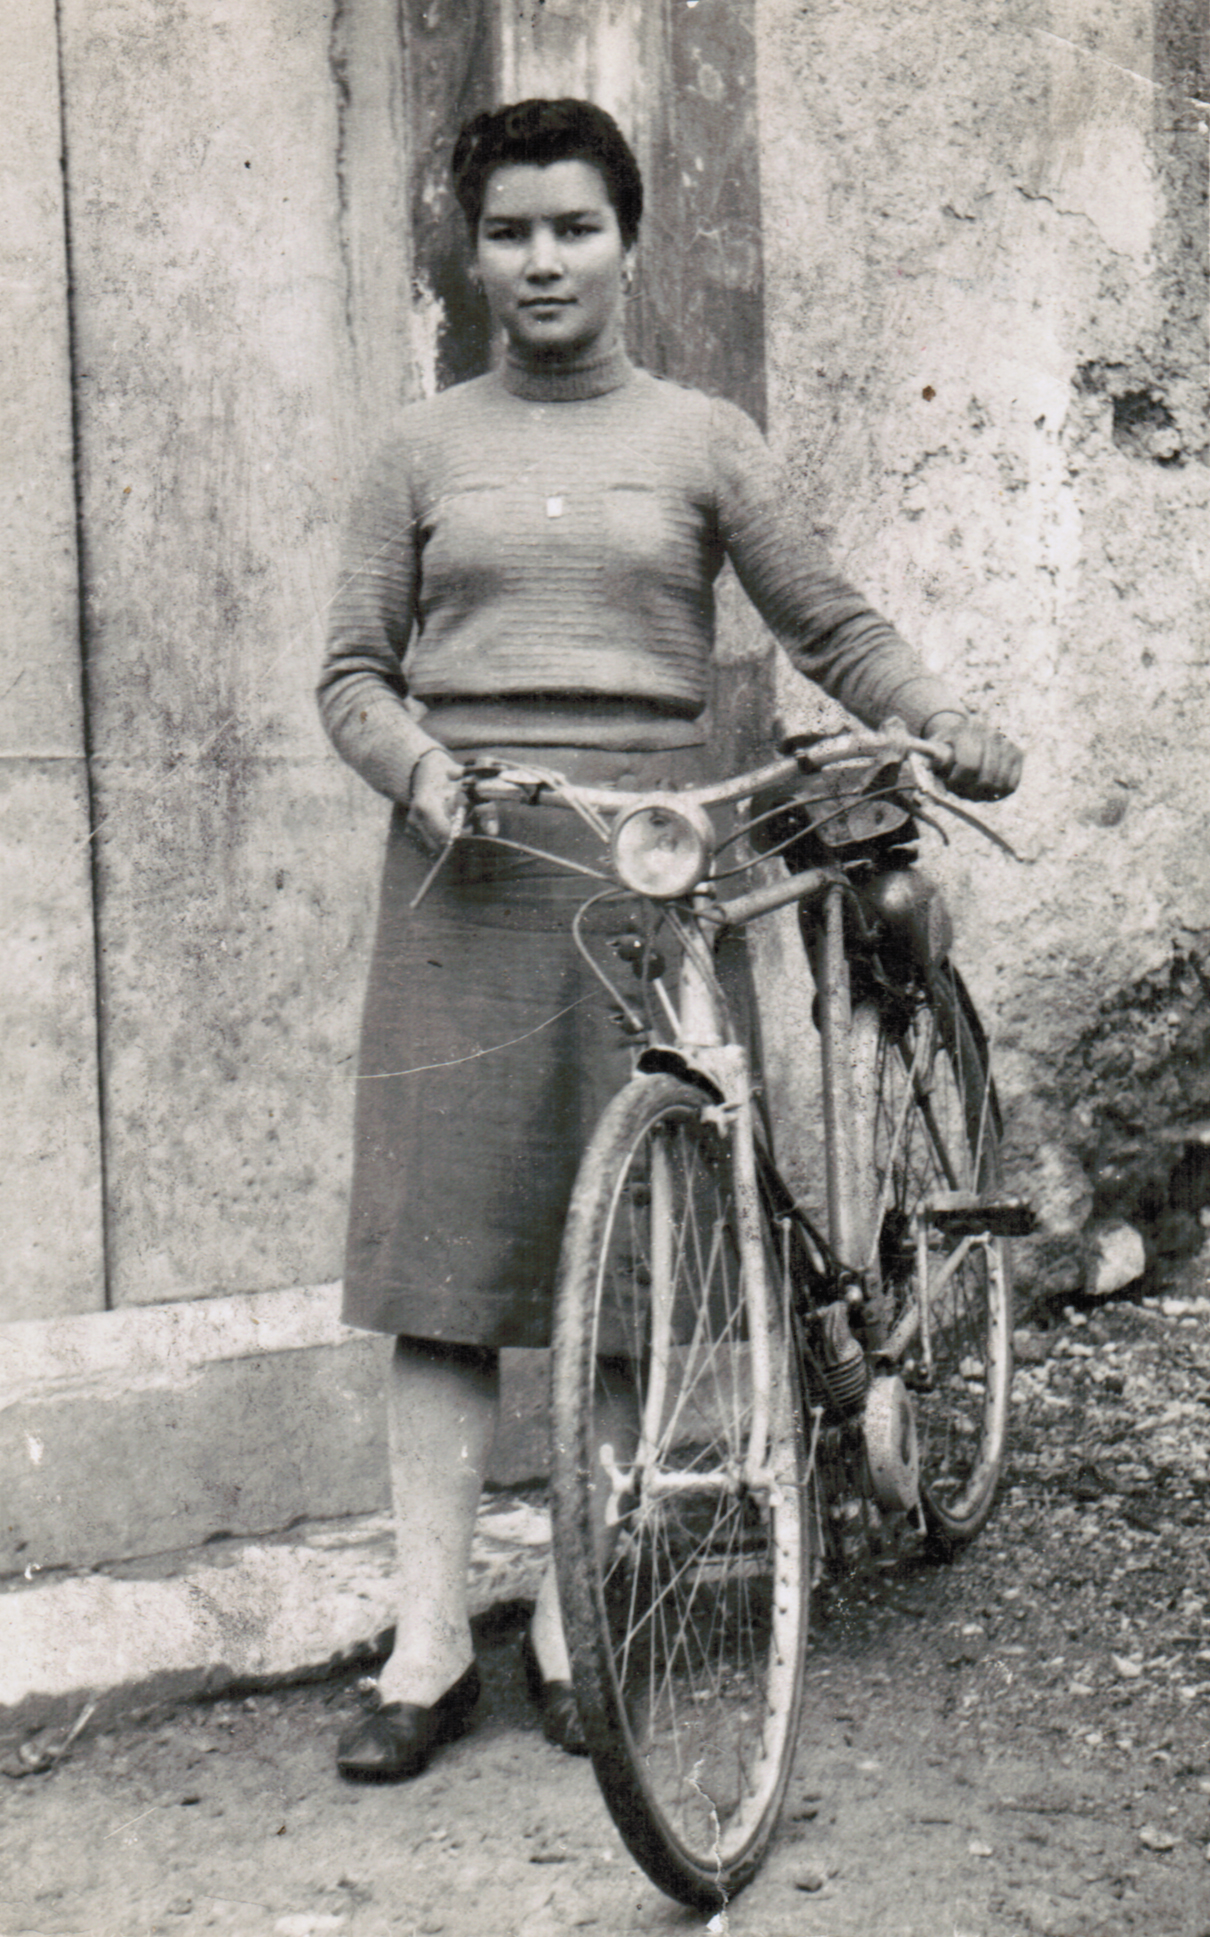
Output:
[475,158,633,360]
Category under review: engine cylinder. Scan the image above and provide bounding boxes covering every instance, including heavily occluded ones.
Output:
[814,1301,870,1417]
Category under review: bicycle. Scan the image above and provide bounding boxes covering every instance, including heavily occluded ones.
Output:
[420,724,1031,1910]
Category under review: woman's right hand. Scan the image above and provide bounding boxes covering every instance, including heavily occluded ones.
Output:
[406,746,466,854]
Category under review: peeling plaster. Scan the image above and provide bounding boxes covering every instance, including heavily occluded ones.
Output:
[409,272,445,402]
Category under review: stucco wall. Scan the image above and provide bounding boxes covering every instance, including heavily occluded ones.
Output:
[755,0,1209,1257]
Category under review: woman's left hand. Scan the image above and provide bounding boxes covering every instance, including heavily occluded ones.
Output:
[925,713,1024,802]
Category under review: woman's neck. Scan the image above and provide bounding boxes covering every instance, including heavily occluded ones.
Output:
[500,336,634,403]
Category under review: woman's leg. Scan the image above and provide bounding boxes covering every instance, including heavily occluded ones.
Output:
[376,1335,500,1707]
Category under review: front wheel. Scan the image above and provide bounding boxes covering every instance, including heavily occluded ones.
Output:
[863,968,1013,1546]
[551,1073,813,1910]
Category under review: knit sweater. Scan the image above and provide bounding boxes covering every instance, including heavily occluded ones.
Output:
[318,344,960,800]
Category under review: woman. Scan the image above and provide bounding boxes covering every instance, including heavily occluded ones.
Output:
[319,97,1022,1782]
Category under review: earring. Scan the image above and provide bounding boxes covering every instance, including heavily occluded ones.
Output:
[621,264,636,296]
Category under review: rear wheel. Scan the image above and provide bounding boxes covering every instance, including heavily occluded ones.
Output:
[551,1072,813,1909]
[865,969,1013,1545]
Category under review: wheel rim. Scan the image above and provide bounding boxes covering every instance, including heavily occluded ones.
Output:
[869,977,1011,1531]
[584,1104,809,1872]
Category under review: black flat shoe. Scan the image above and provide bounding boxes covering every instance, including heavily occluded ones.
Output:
[520,1632,589,1756]
[336,1661,481,1782]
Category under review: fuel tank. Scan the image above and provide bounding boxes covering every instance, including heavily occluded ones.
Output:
[856,869,954,973]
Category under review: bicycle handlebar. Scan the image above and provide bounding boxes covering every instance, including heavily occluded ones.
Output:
[408,726,1010,912]
[461,727,953,816]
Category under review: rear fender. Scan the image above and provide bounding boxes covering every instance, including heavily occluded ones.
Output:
[945,961,1004,1141]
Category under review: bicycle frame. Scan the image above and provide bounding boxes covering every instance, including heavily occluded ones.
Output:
[630,930,778,1504]
[449,732,1022,1522]
[812,880,868,1276]
[618,842,1005,1523]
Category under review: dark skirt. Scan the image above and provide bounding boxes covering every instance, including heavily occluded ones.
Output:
[342,743,719,1346]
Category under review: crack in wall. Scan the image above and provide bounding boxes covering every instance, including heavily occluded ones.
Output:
[52,0,114,1313]
[1013,184,1139,261]
[326,0,355,348]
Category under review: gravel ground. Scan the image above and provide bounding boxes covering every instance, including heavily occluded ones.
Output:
[3,1256,1208,1937]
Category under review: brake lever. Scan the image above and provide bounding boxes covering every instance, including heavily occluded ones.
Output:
[906,756,1023,862]
[407,799,467,910]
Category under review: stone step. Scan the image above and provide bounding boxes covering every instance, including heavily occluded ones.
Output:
[2,1285,552,1576]
[0,1495,551,1764]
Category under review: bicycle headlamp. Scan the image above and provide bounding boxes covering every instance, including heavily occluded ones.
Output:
[610,798,715,899]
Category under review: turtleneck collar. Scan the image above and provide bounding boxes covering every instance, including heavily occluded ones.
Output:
[500,340,634,403]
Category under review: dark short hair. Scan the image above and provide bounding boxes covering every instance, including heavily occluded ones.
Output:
[452,98,643,247]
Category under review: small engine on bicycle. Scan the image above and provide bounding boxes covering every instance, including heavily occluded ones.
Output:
[799,1292,925,1569]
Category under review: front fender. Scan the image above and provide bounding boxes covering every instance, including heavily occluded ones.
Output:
[636,1043,746,1109]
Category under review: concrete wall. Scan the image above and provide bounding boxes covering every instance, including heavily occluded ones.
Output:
[57,0,388,1310]
[0,4,105,1323]
[2,0,409,1574]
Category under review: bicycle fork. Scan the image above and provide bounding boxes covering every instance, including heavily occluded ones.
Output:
[608,914,783,1514]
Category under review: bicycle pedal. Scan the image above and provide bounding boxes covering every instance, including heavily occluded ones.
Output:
[922,1192,1036,1238]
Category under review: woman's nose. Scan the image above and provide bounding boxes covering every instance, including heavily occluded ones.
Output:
[525,228,562,278]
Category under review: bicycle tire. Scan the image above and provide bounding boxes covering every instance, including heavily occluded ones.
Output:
[551,1072,813,1910]
[863,965,1013,1545]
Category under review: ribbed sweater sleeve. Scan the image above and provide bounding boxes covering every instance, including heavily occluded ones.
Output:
[709,397,960,735]
[318,435,443,803]
[317,366,969,803]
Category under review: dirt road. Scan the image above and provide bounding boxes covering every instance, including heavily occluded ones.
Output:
[4,1272,1209,1937]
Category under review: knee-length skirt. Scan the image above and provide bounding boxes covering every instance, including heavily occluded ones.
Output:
[342,742,720,1347]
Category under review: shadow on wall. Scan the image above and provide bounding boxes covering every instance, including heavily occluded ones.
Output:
[1024,937,1210,1301]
